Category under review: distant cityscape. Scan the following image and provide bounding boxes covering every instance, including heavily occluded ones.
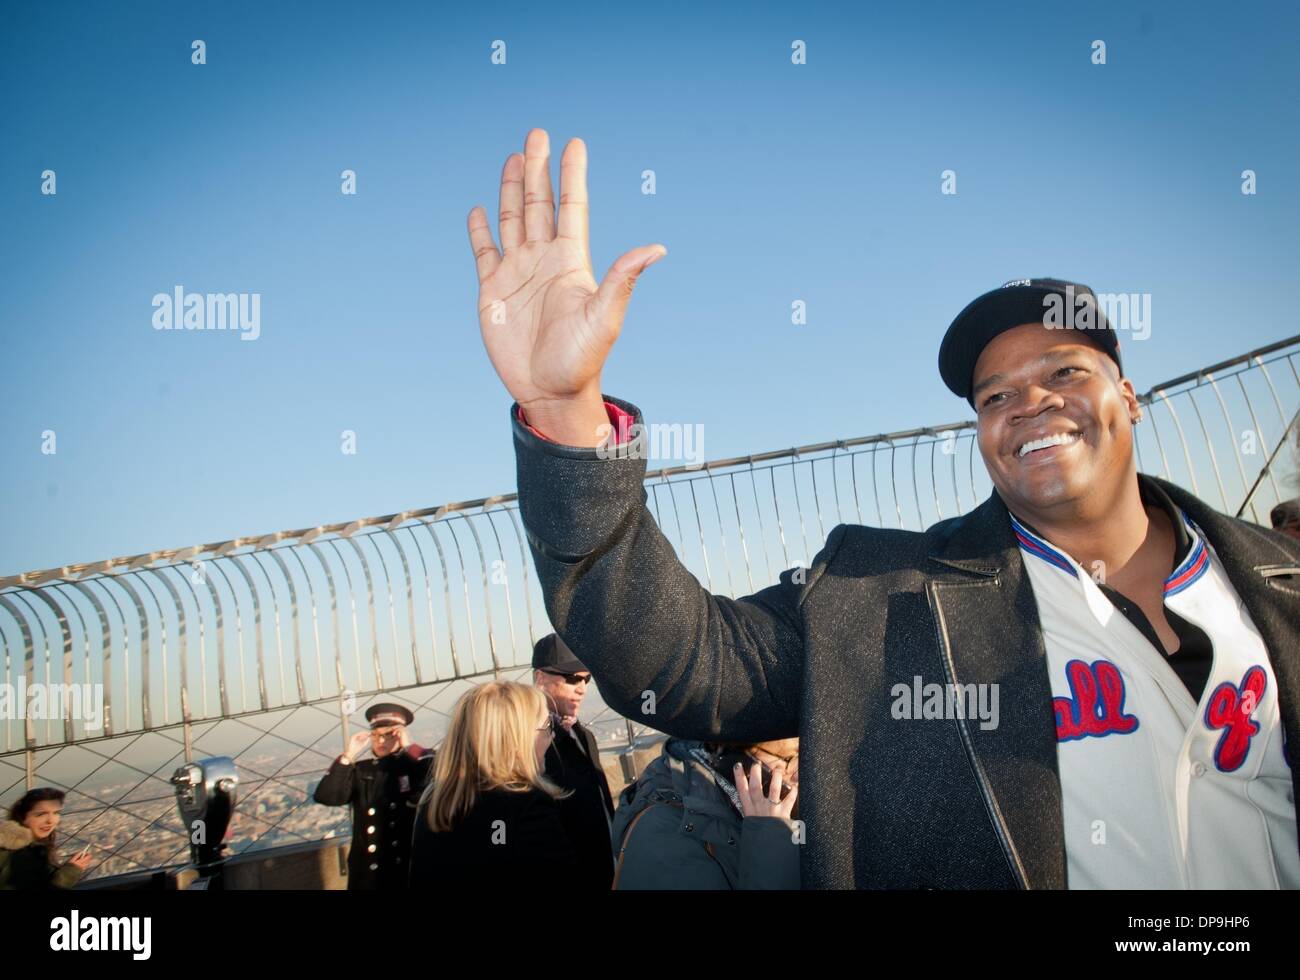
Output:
[18,705,645,881]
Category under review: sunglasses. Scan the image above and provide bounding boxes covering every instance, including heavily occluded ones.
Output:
[542,670,592,686]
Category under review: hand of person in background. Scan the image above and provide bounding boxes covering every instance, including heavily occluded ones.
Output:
[467,128,667,447]
[342,730,371,764]
[734,761,798,820]
[68,848,93,871]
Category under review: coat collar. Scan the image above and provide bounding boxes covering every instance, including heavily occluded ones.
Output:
[921,475,1300,889]
[0,819,35,851]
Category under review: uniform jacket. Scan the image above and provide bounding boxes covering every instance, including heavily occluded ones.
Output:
[511,395,1300,889]
[544,718,615,890]
[0,820,84,890]
[408,785,575,889]
[313,747,433,890]
[612,739,800,889]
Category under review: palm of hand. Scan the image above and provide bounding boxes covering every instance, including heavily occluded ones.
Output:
[477,239,605,406]
[468,128,665,412]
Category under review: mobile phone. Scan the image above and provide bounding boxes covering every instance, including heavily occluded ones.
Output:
[715,749,789,801]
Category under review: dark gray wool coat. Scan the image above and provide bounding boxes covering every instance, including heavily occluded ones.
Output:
[512,395,1300,889]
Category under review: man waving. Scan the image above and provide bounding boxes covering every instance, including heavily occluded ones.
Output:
[467,128,1300,889]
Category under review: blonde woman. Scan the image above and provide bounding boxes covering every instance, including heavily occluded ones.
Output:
[409,681,575,888]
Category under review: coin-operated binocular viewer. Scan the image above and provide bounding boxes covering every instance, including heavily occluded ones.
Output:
[171,757,238,889]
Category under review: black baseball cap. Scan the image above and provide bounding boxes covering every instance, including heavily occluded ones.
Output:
[531,633,589,674]
[939,278,1122,405]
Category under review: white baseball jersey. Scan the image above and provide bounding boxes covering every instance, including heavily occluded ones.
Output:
[1012,509,1298,889]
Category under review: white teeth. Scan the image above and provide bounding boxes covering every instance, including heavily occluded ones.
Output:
[1017,432,1080,458]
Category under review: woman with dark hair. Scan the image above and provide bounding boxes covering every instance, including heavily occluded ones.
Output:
[1,788,92,890]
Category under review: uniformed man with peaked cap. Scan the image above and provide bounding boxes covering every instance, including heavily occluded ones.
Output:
[313,701,433,890]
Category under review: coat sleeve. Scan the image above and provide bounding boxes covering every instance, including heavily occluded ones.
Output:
[737,816,801,890]
[51,860,86,889]
[313,757,356,807]
[415,751,435,793]
[513,395,848,743]
[579,728,616,816]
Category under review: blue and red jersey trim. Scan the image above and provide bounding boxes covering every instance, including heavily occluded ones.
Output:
[1164,511,1209,596]
[1010,508,1210,595]
[1009,515,1077,578]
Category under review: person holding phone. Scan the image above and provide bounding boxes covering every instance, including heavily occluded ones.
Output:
[611,739,800,889]
[1,787,93,890]
[313,702,433,890]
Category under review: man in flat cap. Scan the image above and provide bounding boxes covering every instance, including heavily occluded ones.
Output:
[313,702,433,890]
[1272,499,1300,541]
[465,127,1300,889]
[533,633,615,890]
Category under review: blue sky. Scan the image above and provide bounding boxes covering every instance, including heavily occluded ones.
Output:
[3,0,1298,576]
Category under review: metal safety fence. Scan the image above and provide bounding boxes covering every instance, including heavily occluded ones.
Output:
[2,336,1297,878]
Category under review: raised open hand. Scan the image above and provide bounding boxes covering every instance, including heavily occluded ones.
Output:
[467,129,666,445]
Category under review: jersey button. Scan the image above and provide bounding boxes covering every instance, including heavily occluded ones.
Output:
[1191,761,1207,777]
[367,808,376,816]
[367,844,377,853]
[367,825,376,834]
[368,863,379,871]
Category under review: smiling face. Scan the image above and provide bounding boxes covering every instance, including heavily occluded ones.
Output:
[972,323,1141,523]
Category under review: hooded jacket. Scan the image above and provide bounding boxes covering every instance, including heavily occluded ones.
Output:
[0,820,85,890]
[612,739,800,889]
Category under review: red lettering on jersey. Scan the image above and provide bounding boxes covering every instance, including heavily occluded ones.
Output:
[1204,666,1267,773]
[1054,659,1140,742]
